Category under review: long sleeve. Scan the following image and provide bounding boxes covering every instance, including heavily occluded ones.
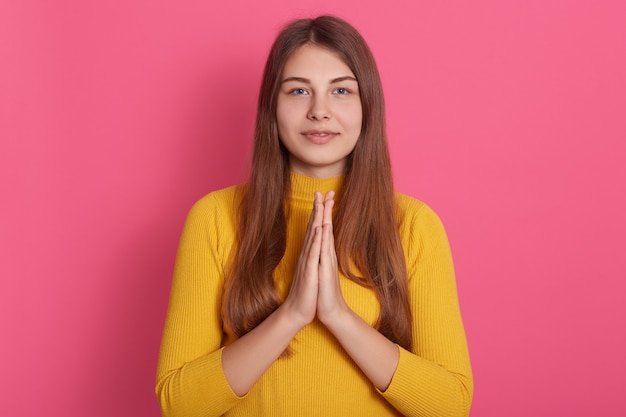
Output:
[155,189,243,417]
[381,196,473,417]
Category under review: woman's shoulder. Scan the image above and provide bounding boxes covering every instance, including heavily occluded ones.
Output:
[185,183,245,224]
[394,191,447,236]
[395,191,430,219]
[193,183,244,208]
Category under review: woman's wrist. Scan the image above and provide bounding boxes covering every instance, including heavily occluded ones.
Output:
[275,301,312,335]
[317,301,353,333]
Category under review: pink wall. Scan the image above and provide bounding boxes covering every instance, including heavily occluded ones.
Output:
[1,1,624,416]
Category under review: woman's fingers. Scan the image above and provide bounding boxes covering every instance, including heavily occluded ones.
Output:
[284,192,325,326]
[322,191,335,225]
[302,191,324,279]
[317,221,347,324]
[285,191,337,327]
[319,192,336,268]
[320,222,334,264]
[302,191,323,251]
[319,191,337,275]
[317,191,347,324]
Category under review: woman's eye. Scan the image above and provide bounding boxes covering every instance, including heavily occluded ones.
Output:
[291,88,308,95]
[334,88,350,95]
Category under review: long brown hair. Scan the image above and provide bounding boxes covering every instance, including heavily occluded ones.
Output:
[222,16,413,351]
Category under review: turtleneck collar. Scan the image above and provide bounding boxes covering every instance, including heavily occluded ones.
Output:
[289,171,345,203]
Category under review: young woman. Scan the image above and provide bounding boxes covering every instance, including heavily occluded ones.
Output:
[156,15,473,417]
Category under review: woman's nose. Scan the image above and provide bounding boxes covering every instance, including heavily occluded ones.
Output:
[307,96,331,121]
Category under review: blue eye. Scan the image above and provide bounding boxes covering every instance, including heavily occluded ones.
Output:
[291,88,308,95]
[334,88,349,95]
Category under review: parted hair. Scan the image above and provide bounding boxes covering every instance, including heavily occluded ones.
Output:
[222,15,413,352]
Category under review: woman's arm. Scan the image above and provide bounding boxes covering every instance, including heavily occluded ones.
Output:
[222,191,328,396]
[317,196,473,417]
[317,288,401,391]
[315,198,400,391]
[156,192,235,417]
[385,200,473,416]
[156,190,328,417]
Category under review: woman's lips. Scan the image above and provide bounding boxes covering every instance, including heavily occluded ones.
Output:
[301,130,338,144]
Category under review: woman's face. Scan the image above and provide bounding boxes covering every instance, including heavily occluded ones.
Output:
[276,44,362,179]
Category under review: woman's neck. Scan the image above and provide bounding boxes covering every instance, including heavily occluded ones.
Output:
[289,172,344,203]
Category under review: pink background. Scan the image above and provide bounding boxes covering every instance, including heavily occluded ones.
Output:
[1,1,625,416]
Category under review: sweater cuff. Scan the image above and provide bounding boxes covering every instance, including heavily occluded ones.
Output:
[379,346,466,417]
[380,346,415,400]
[183,347,245,414]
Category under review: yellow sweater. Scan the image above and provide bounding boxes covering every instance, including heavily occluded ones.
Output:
[156,173,473,417]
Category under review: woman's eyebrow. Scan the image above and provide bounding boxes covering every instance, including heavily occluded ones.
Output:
[281,76,310,84]
[330,76,358,84]
[281,76,358,84]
